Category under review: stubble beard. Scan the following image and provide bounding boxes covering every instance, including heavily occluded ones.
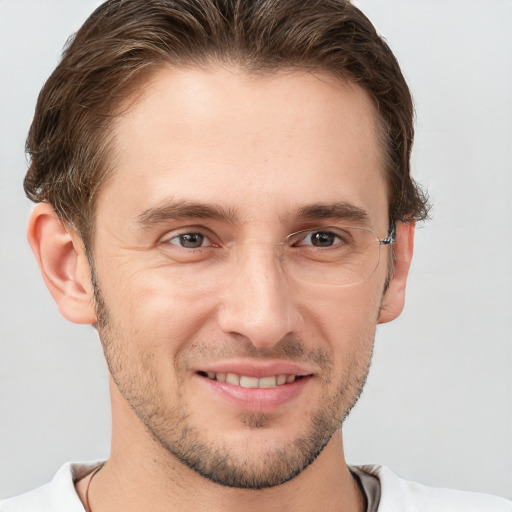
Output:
[91,272,374,489]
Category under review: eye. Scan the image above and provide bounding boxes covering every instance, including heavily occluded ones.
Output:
[296,230,344,248]
[168,232,211,249]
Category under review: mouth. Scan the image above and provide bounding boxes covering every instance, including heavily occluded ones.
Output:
[195,363,314,412]
[197,371,303,388]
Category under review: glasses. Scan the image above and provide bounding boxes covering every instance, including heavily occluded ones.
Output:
[276,223,395,287]
[166,223,396,288]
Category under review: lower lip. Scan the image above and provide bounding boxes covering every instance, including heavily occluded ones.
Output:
[197,375,311,412]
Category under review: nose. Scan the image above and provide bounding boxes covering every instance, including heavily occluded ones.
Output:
[216,243,302,349]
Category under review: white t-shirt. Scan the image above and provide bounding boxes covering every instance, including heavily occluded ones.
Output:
[1,462,510,511]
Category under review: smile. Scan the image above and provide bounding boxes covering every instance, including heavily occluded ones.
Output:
[195,362,314,411]
[199,371,299,388]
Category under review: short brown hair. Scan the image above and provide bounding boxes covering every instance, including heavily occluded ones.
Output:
[25,0,429,245]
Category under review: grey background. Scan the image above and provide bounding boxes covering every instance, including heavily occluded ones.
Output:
[1,0,511,500]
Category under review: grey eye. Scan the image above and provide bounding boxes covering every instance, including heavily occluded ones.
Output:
[172,233,205,248]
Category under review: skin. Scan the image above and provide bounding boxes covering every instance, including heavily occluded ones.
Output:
[28,66,414,511]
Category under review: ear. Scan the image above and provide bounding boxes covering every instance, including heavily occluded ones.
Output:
[27,203,97,324]
[378,221,415,324]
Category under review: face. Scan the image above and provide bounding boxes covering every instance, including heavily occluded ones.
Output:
[89,67,395,488]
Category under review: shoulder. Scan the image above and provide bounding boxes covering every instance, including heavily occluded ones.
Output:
[352,464,512,512]
[0,461,103,512]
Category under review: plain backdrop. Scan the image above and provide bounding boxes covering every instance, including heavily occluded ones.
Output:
[1,0,511,500]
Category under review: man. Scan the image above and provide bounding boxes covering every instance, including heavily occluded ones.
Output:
[1,0,510,510]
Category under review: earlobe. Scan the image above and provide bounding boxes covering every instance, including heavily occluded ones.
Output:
[27,203,97,324]
[378,221,415,324]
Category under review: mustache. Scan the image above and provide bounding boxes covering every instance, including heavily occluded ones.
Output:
[177,335,332,371]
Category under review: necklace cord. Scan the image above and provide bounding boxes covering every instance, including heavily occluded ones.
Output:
[84,464,104,512]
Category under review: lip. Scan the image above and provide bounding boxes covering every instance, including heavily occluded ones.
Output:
[193,360,314,413]
[196,360,314,378]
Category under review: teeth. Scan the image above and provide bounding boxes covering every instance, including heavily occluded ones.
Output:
[240,376,259,388]
[259,376,277,388]
[204,372,300,388]
[226,373,240,386]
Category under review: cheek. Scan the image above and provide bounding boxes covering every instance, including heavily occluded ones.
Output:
[304,283,383,335]
[99,266,221,353]
[302,285,382,366]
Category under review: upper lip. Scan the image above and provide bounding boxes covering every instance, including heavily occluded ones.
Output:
[195,360,315,378]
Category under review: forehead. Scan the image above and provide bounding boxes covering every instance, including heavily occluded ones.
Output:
[100,66,388,230]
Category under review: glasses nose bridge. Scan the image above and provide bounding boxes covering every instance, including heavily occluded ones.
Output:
[230,238,287,274]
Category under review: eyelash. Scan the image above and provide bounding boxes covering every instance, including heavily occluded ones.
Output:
[167,232,215,249]
[160,227,349,252]
[292,230,345,248]
[160,226,221,250]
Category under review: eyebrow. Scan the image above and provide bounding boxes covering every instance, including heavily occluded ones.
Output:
[136,200,239,228]
[294,202,371,225]
[136,199,371,229]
